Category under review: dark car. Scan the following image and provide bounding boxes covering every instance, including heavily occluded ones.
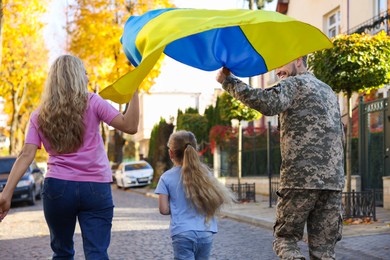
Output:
[0,156,44,205]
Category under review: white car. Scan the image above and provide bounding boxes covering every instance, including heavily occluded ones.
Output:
[115,160,154,188]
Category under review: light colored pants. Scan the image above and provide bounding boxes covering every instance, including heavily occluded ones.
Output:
[172,230,214,260]
[273,189,343,260]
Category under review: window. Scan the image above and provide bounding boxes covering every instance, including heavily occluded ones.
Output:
[376,0,387,15]
[124,162,152,171]
[373,0,387,34]
[326,10,341,38]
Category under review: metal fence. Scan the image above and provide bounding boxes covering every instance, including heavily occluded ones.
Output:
[268,178,377,221]
[219,126,281,178]
[228,183,256,203]
[342,189,377,221]
[269,175,280,207]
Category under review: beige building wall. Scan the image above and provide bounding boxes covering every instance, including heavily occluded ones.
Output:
[286,0,376,34]
[286,0,342,30]
[251,1,381,128]
[233,0,389,193]
[279,0,387,122]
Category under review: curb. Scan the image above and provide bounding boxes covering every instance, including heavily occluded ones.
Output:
[218,210,274,230]
[140,189,274,230]
[126,188,390,237]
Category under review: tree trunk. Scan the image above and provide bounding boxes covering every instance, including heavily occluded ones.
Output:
[8,110,17,155]
[114,130,125,163]
[8,82,26,155]
[237,122,242,185]
[346,92,352,193]
[151,122,174,185]
[248,0,254,10]
[8,105,23,155]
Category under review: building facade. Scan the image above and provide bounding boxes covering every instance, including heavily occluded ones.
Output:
[133,91,203,159]
[217,0,390,195]
[277,0,389,114]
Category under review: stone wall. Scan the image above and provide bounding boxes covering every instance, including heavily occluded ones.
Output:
[383,176,390,210]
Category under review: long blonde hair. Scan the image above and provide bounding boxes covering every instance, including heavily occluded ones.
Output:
[38,55,88,154]
[168,130,234,221]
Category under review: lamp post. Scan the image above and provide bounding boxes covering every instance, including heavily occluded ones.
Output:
[231,119,242,185]
[238,121,242,185]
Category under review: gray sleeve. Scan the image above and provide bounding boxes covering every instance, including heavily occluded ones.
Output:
[221,76,298,116]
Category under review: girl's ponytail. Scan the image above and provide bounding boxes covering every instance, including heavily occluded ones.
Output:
[168,130,235,222]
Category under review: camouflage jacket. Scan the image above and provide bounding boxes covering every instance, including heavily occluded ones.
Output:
[222,72,345,191]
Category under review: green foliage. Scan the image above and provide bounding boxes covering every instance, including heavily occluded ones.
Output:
[219,126,281,177]
[173,92,262,155]
[176,107,203,140]
[204,96,232,138]
[218,92,261,122]
[148,118,161,163]
[247,0,273,10]
[204,105,215,130]
[176,112,208,143]
[309,32,390,96]
[309,32,390,191]
[184,107,198,114]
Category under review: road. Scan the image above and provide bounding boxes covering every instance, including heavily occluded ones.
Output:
[0,185,388,259]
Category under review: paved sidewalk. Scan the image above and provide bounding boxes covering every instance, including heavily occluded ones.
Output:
[139,187,390,237]
[218,194,390,238]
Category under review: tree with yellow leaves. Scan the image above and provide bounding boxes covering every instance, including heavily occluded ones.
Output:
[67,0,174,94]
[0,0,48,155]
[67,0,174,162]
[309,32,390,193]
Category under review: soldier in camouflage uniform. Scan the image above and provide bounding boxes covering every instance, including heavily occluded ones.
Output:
[216,57,345,260]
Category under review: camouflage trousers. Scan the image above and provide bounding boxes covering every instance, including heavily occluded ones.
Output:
[273,189,343,260]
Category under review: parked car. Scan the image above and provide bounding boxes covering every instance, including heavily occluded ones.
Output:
[115,160,153,188]
[0,156,44,205]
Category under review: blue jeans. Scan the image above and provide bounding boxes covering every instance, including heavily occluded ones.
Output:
[42,178,114,260]
[172,231,214,260]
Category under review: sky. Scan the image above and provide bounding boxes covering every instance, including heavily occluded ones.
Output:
[152,0,277,95]
[44,0,277,96]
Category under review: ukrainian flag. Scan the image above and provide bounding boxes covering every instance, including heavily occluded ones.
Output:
[100,8,332,104]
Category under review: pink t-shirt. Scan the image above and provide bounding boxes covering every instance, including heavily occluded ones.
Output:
[25,93,121,183]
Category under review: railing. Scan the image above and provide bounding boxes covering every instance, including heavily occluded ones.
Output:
[342,189,376,221]
[347,10,389,35]
[268,178,378,221]
[228,183,256,203]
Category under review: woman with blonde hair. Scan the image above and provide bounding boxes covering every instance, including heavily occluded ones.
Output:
[155,130,234,260]
[0,54,139,259]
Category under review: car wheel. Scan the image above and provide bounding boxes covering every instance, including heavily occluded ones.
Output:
[122,180,127,190]
[28,189,36,206]
[116,179,121,189]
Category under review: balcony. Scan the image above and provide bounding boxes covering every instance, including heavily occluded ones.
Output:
[348,10,389,35]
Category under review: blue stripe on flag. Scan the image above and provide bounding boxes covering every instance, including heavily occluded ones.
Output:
[121,8,176,67]
[164,26,267,76]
